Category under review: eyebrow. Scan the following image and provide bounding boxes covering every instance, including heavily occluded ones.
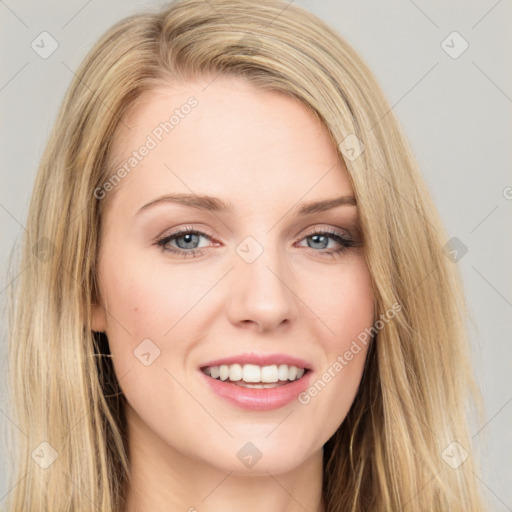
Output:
[135,193,357,216]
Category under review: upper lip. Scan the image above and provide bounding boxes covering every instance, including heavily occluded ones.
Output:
[200,352,313,371]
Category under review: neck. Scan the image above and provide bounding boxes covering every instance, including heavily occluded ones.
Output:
[122,404,324,512]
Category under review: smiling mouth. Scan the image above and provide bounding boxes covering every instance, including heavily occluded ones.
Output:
[200,363,309,389]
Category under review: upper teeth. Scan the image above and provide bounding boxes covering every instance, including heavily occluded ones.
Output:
[203,364,306,383]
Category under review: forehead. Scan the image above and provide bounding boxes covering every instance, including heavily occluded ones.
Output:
[105,75,353,215]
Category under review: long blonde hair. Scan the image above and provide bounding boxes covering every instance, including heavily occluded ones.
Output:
[6,0,485,510]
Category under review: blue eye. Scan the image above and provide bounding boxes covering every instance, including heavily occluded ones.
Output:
[156,228,211,258]
[298,229,358,258]
[155,227,359,259]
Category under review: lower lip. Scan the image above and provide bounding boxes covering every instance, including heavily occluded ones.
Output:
[199,370,313,411]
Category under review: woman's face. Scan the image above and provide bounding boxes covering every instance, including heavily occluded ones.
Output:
[92,75,375,476]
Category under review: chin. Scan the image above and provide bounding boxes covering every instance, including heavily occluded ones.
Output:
[198,439,316,476]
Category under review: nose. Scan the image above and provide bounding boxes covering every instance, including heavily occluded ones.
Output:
[225,242,298,333]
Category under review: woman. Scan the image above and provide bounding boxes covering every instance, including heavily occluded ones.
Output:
[6,0,485,510]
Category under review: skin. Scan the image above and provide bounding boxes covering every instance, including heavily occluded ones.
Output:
[92,75,375,512]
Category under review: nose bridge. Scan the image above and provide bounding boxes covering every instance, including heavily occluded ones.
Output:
[226,233,297,330]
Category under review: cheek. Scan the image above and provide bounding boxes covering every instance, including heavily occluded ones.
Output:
[100,254,202,339]
[296,259,374,434]
[97,258,196,422]
[98,248,226,383]
[97,254,170,373]
[307,256,375,342]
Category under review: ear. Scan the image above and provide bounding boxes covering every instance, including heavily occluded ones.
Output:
[92,302,108,333]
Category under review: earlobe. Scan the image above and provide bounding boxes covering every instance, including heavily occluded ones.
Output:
[91,302,108,333]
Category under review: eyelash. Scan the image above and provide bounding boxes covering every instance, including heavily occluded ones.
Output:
[155,226,359,259]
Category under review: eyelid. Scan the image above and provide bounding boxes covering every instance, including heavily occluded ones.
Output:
[153,224,216,243]
[300,224,350,238]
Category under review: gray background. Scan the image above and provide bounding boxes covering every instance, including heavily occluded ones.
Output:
[1,0,511,509]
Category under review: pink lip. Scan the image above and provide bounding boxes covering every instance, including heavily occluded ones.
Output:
[199,352,313,371]
[198,352,314,411]
[199,369,313,411]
